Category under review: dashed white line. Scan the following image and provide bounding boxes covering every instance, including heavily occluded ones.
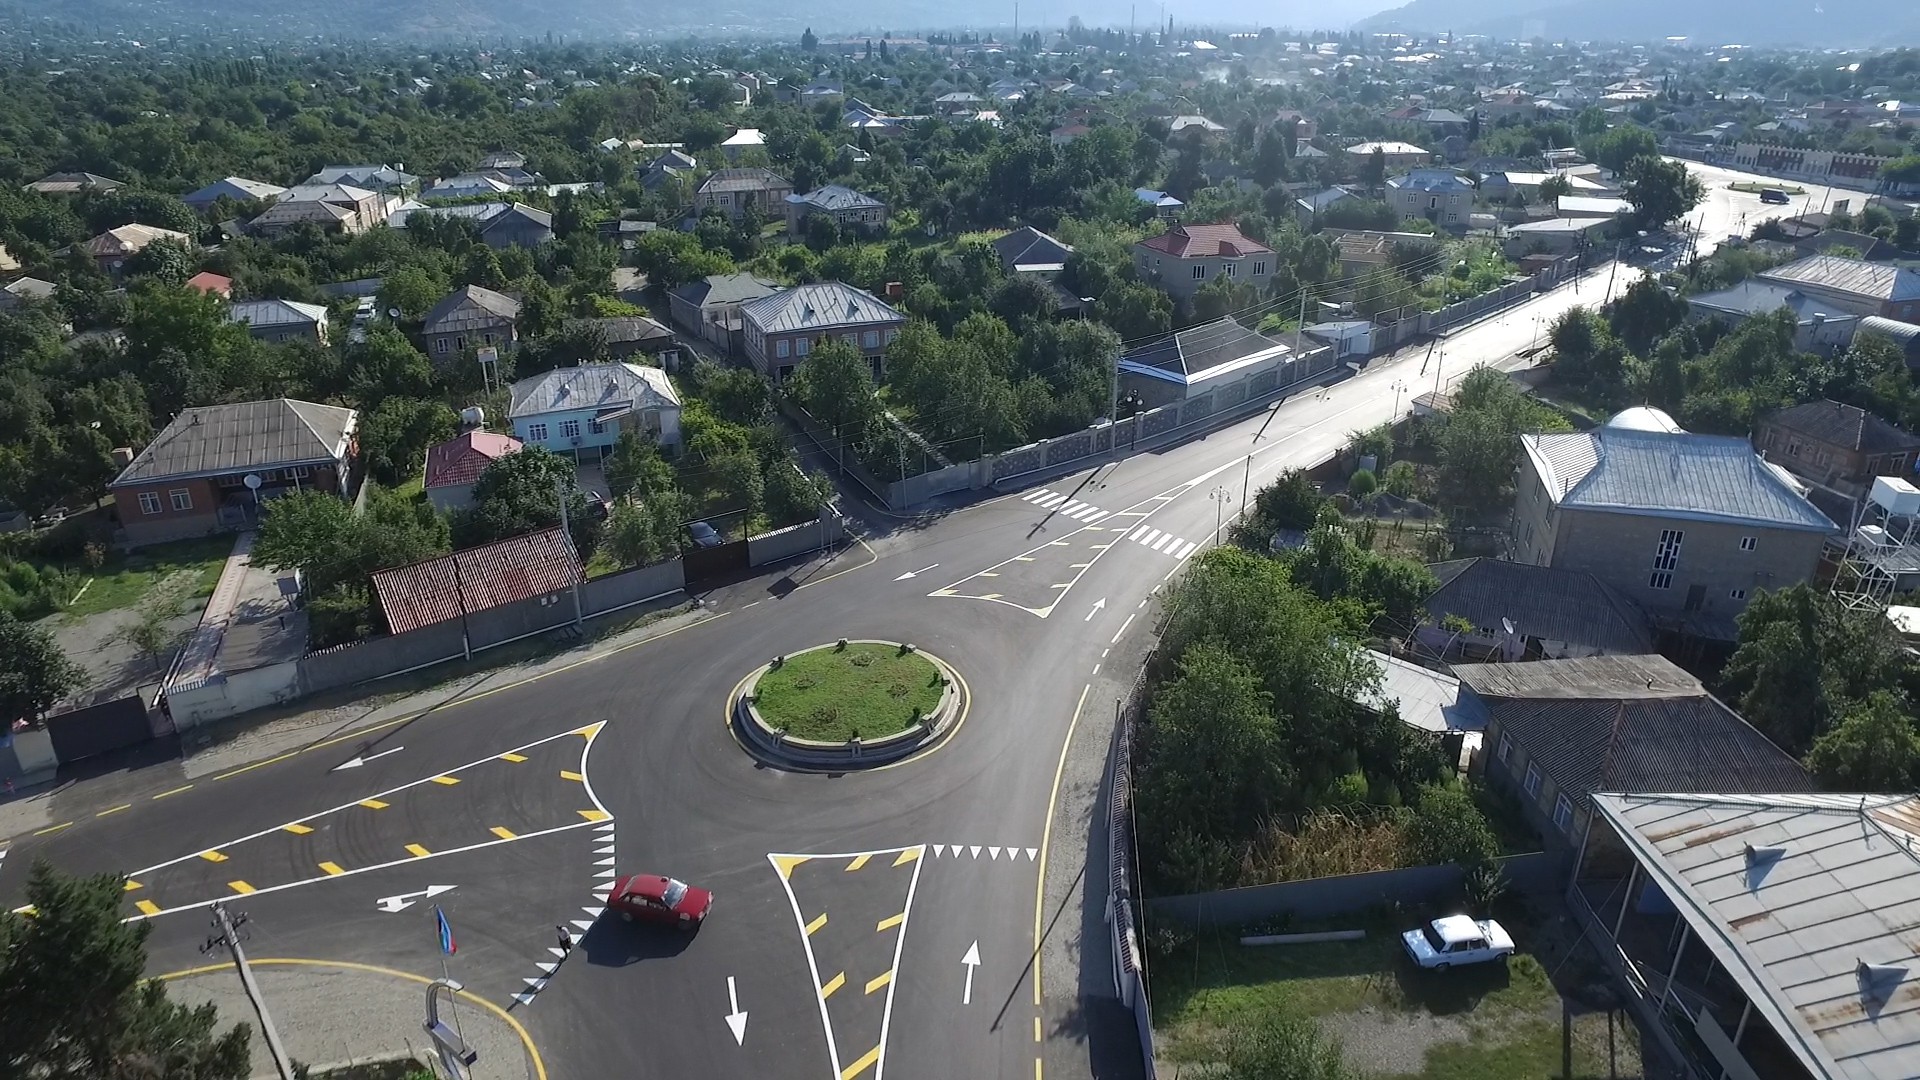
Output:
[1110,613,1136,644]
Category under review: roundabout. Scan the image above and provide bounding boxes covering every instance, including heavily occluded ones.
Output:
[734,641,965,769]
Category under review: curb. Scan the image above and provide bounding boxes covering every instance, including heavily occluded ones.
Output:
[731,641,963,770]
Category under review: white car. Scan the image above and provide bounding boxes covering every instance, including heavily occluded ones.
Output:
[1400,915,1515,970]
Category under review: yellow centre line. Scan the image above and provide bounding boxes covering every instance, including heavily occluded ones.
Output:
[153,784,194,799]
[33,822,73,836]
[864,970,892,994]
[875,913,904,933]
[805,912,828,936]
[96,804,131,817]
[845,853,872,872]
[841,1045,881,1080]
[820,971,845,998]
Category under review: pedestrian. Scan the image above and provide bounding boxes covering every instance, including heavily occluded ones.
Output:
[556,925,574,958]
[3,776,13,799]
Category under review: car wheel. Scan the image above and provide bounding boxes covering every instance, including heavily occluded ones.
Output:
[620,910,633,923]
[1435,962,1450,972]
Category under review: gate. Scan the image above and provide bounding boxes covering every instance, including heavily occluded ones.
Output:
[45,695,155,764]
[682,538,750,584]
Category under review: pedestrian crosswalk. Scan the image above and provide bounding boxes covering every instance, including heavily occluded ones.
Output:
[1019,488,1111,523]
[1123,524,1200,561]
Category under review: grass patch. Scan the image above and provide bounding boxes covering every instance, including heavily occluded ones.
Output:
[1728,181,1804,194]
[753,643,943,742]
[58,535,234,618]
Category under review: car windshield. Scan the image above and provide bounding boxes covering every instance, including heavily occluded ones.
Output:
[1422,924,1450,951]
[663,879,689,906]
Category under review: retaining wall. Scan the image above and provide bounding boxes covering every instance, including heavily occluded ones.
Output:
[747,515,849,567]
[1146,851,1565,929]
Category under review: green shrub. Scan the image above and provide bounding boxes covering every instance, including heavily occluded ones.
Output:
[1348,468,1378,498]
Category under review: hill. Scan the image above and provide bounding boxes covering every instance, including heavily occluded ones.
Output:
[1355,0,1920,48]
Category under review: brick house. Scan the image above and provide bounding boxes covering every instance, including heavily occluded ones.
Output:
[421,284,521,363]
[695,168,793,222]
[1754,399,1920,504]
[739,281,904,381]
[1133,223,1274,302]
[110,399,358,546]
[1385,169,1476,229]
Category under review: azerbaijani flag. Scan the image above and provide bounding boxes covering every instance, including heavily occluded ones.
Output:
[435,905,456,955]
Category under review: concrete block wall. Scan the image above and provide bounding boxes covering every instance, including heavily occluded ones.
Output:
[582,559,686,614]
[1145,851,1564,928]
[746,515,849,566]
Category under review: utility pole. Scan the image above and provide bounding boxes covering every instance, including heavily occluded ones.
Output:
[205,904,297,1080]
[554,477,584,629]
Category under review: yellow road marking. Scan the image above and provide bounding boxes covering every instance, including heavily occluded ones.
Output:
[875,913,904,933]
[123,879,143,892]
[33,822,72,836]
[430,776,460,786]
[228,880,256,894]
[821,971,846,998]
[577,809,610,822]
[864,970,892,994]
[573,722,605,737]
[199,850,228,863]
[1035,1058,1044,1079]
[97,804,131,817]
[153,784,193,799]
[490,826,517,840]
[283,823,313,835]
[845,853,872,872]
[499,752,528,763]
[405,844,431,858]
[842,1045,882,1079]
[318,862,345,876]
[805,912,828,935]
[930,588,956,596]
[771,854,810,879]
[982,592,1003,600]
[559,770,584,782]
[892,847,920,867]
[135,900,161,916]
[1034,1016,1042,1042]
[359,798,388,810]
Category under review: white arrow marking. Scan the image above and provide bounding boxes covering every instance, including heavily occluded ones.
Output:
[1084,597,1107,622]
[962,941,981,1005]
[724,976,748,1045]
[332,746,404,771]
[373,884,456,913]
[895,564,939,581]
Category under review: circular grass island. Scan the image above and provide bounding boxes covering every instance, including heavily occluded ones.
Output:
[752,642,945,743]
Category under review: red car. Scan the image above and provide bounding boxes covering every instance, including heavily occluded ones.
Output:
[607,874,712,930]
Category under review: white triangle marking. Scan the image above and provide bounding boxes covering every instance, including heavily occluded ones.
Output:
[595,869,618,879]
[592,888,612,900]
[537,962,559,973]
[1027,848,1038,861]
[989,846,1001,860]
[595,845,616,854]
[583,906,606,917]
[594,823,616,833]
[524,977,550,988]
[595,856,616,866]
[571,919,596,932]
[512,993,538,1006]
[933,844,945,857]
[548,947,567,958]
[970,845,982,858]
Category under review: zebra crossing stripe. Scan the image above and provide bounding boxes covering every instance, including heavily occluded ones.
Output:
[1038,493,1065,508]
[1087,510,1109,522]
[1177,541,1199,559]
[1152,533,1177,553]
[1022,490,1046,502]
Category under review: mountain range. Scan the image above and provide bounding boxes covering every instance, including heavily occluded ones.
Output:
[1355,0,1919,49]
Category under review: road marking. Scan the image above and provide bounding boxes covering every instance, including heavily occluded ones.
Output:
[405,843,431,858]
[970,845,982,858]
[152,784,193,799]
[865,970,892,994]
[805,912,828,935]
[97,804,131,817]
[331,746,405,771]
[124,879,143,891]
[1132,526,1154,543]
[891,848,919,867]
[772,854,811,880]
[429,775,459,786]
[822,971,846,998]
[1151,533,1176,553]
[1034,1016,1042,1042]
[376,884,457,913]
[980,593,1002,600]
[1012,556,1034,562]
[559,770,584,782]
[989,846,1002,860]
[499,752,528,762]
[1084,597,1106,621]
[227,880,255,894]
[1035,684,1091,1006]
[135,900,161,916]
[577,809,610,822]
[1176,541,1198,559]
[490,826,516,840]
[962,941,981,1004]
[876,913,904,933]
[1111,613,1136,644]
[318,862,345,875]
[359,798,389,810]
[1036,1059,1044,1079]
[34,822,73,836]
[283,823,314,835]
[842,1046,881,1080]
[845,853,873,872]
[199,850,228,863]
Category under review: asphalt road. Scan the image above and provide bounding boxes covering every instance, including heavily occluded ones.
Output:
[0,161,1816,1080]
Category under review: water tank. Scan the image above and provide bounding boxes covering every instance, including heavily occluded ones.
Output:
[459,406,485,430]
[1872,476,1920,517]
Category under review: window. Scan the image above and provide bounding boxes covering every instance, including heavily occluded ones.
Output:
[1190,264,1205,280]
[1252,260,1268,276]
[1740,536,1756,551]
[1497,735,1512,763]
[776,338,790,358]
[169,489,192,511]
[796,337,811,357]
[885,328,899,344]
[1649,571,1673,590]
[454,336,466,352]
[560,419,581,440]
[137,491,162,515]
[1429,196,1439,209]
[1787,439,1801,458]
[1730,588,1747,600]
[1892,455,1908,473]
[435,338,450,354]
[527,423,549,441]
[863,330,880,348]
[1649,528,1683,590]
[843,333,857,346]
[290,465,311,479]
[1523,763,1542,797]
[1223,262,1236,278]
[588,418,604,435]
[482,333,494,345]
[1553,794,1575,832]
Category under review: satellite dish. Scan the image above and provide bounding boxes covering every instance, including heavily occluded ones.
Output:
[243,473,262,490]
[387,307,402,319]
[1501,618,1515,636]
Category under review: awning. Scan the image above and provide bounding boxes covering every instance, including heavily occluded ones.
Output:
[594,405,633,424]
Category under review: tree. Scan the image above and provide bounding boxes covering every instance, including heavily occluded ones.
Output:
[1537,173,1572,201]
[0,610,85,726]
[1251,128,1290,187]
[1092,280,1172,342]
[1359,146,1387,188]
[1880,154,1920,187]
[1622,155,1706,230]
[788,339,879,437]
[359,397,457,487]
[603,490,693,568]
[801,26,818,51]
[1606,275,1689,356]
[1806,690,1920,791]
[126,237,195,285]
[347,325,435,400]
[766,459,833,524]
[252,488,359,590]
[1436,365,1571,513]
[603,430,676,503]
[1232,468,1328,550]
[1401,784,1498,868]
[631,229,734,289]
[458,445,595,556]
[1720,583,1917,755]
[377,265,448,321]
[0,863,251,1080]
[1579,124,1659,174]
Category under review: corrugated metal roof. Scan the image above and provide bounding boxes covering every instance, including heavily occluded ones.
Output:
[507,362,680,418]
[1522,426,1835,532]
[423,285,521,336]
[1593,792,1920,1080]
[787,184,886,212]
[230,299,329,329]
[1426,557,1655,655]
[372,526,582,636]
[993,225,1075,271]
[697,167,788,194]
[738,281,901,335]
[1120,318,1288,381]
[114,399,355,485]
[1762,255,1920,303]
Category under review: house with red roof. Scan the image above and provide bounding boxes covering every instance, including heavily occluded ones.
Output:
[186,271,232,297]
[423,429,522,512]
[1132,222,1275,301]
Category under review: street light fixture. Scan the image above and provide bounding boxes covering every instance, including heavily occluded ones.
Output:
[1390,378,1409,418]
[1209,485,1233,540]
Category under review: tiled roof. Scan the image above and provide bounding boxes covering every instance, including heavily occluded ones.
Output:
[787,185,886,212]
[230,299,329,328]
[739,281,902,335]
[1522,425,1835,532]
[1457,654,1812,797]
[507,363,681,419]
[185,271,232,296]
[373,526,582,636]
[1761,254,1920,303]
[1137,222,1273,259]
[1765,399,1920,454]
[423,285,521,336]
[424,430,522,489]
[1426,557,1654,655]
[114,399,355,485]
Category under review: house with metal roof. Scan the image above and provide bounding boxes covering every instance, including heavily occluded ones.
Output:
[229,299,331,346]
[423,430,522,512]
[1118,317,1329,407]
[110,399,358,546]
[372,526,581,639]
[694,167,793,222]
[1344,140,1433,168]
[1754,399,1920,508]
[667,272,783,354]
[303,164,418,194]
[1386,169,1475,228]
[78,224,192,277]
[182,176,288,211]
[1419,557,1654,661]
[783,184,888,235]
[23,171,123,195]
[248,183,385,236]
[1461,654,1811,849]
[1515,409,1836,638]
[739,281,904,381]
[1759,254,1920,322]
[421,285,522,362]
[1571,792,1920,1080]
[1133,222,1275,301]
[992,225,1075,275]
[0,277,57,314]
[507,362,683,460]
[1685,279,1861,353]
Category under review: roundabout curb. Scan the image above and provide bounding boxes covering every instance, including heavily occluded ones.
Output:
[731,640,964,770]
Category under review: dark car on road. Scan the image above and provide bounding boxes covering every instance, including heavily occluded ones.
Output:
[608,873,712,930]
[1759,188,1790,204]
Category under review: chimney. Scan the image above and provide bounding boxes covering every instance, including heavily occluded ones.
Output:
[885,280,904,300]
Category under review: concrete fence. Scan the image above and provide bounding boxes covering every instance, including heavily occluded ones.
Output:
[1145,851,1566,929]
[746,513,849,567]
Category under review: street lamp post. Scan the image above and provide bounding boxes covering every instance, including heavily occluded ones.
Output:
[1209,485,1233,540]
[1390,378,1408,419]
[1242,401,1283,513]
